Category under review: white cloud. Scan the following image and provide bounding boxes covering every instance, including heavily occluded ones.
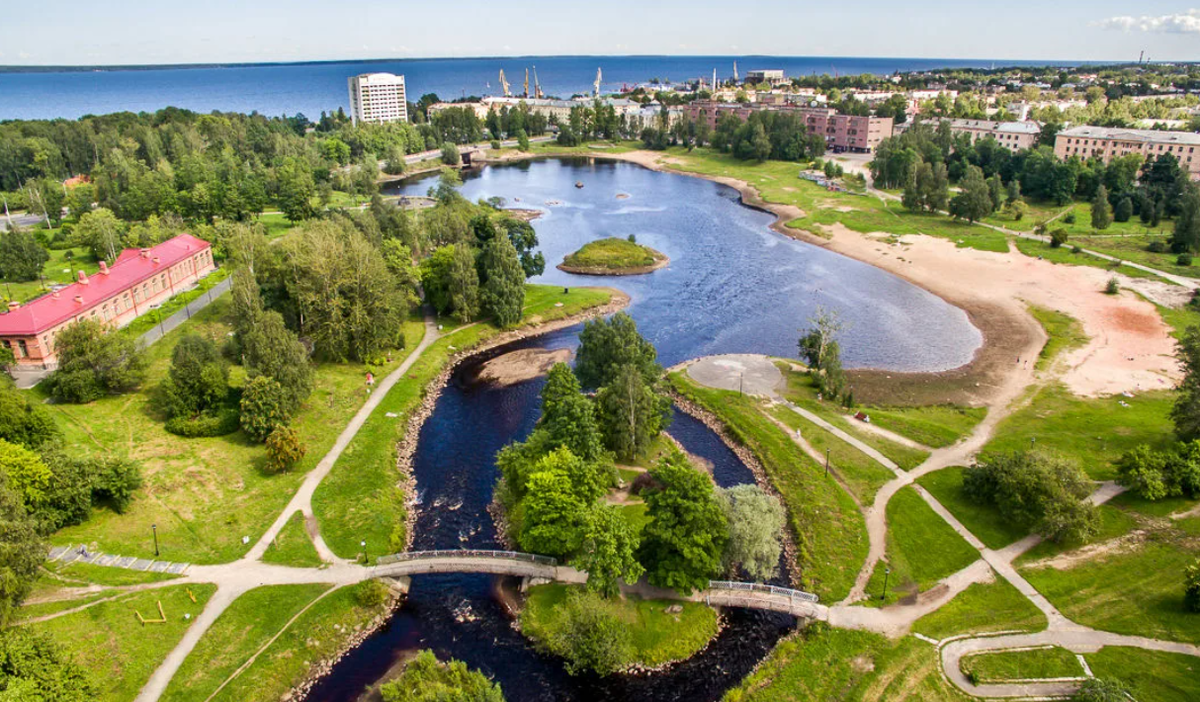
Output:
[1096,8,1200,33]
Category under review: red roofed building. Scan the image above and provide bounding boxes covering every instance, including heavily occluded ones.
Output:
[0,234,216,368]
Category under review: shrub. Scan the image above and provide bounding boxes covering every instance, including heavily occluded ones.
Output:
[164,408,240,438]
[537,590,633,675]
[264,425,306,474]
[44,320,146,403]
[1071,245,1083,254]
[379,650,502,702]
[353,579,391,608]
[1062,212,1076,224]
[440,142,461,166]
[964,450,1098,542]
[1105,277,1120,295]
[1049,228,1069,248]
[0,385,59,450]
[1179,253,1193,267]
[240,376,290,443]
[89,457,143,513]
[490,140,501,150]
[0,628,96,700]
[1148,239,1168,253]
[1072,678,1130,702]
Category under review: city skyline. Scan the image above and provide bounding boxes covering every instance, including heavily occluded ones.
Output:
[2,0,1199,67]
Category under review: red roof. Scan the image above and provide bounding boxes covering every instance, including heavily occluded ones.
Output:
[0,234,212,336]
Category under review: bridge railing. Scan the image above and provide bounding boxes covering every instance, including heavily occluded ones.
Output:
[707,580,820,604]
[375,549,557,567]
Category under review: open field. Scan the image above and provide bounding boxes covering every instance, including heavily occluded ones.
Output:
[912,579,1047,640]
[855,404,984,449]
[4,246,101,303]
[261,511,323,568]
[1085,646,1200,702]
[160,584,331,702]
[671,373,867,601]
[28,584,217,702]
[768,404,893,505]
[521,583,719,668]
[916,467,1028,550]
[960,646,1083,683]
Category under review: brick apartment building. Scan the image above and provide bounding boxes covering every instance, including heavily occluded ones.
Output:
[0,234,217,368]
[1054,126,1200,178]
[944,119,1042,153]
[684,101,893,153]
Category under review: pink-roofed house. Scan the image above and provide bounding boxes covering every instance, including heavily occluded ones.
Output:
[0,234,216,368]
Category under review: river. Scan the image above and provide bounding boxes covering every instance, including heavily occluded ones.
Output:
[303,158,981,701]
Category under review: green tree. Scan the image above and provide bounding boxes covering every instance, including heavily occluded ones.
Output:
[382,144,407,176]
[45,319,146,403]
[276,157,316,222]
[441,143,461,167]
[0,628,96,700]
[160,334,228,419]
[1186,558,1200,613]
[239,310,313,414]
[577,505,644,598]
[0,440,51,515]
[0,228,48,282]
[265,425,306,474]
[949,165,993,222]
[72,207,125,262]
[379,650,503,702]
[240,375,290,443]
[517,129,531,151]
[1172,325,1200,442]
[716,484,785,581]
[519,461,585,558]
[637,451,728,593]
[1091,185,1113,230]
[540,364,607,464]
[1172,183,1200,253]
[1071,678,1131,702]
[0,478,43,627]
[539,590,633,676]
[798,306,847,399]
[1116,444,1169,500]
[448,243,480,323]
[595,363,671,461]
[27,177,64,228]
[964,450,1098,542]
[0,384,59,450]
[1113,195,1133,223]
[479,235,525,327]
[574,313,660,389]
[986,173,1004,212]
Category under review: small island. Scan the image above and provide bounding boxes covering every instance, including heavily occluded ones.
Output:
[557,237,669,276]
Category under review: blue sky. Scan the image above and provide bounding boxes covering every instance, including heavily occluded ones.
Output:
[3,0,1199,65]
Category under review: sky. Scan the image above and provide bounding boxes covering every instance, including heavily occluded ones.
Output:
[2,0,1199,66]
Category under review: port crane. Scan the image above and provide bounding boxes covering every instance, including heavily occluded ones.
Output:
[533,66,544,99]
[499,69,511,97]
[594,67,602,97]
[523,68,530,98]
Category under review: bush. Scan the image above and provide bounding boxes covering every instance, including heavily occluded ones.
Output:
[1105,277,1120,295]
[1179,253,1193,267]
[0,385,59,450]
[490,140,501,150]
[537,590,633,675]
[964,450,1098,542]
[0,628,96,701]
[1072,677,1130,702]
[240,376,290,443]
[352,579,391,608]
[1148,239,1168,253]
[44,320,146,403]
[1049,228,1069,248]
[1071,245,1083,254]
[264,425,306,474]
[440,142,461,166]
[379,650,502,702]
[88,457,143,513]
[164,408,240,438]
[1062,212,1076,224]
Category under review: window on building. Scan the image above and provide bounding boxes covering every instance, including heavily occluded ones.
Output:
[16,340,26,358]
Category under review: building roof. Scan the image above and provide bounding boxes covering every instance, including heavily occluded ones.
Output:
[0,234,211,337]
[948,119,1041,135]
[1058,125,1200,146]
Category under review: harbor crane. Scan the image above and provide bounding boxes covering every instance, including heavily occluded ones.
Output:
[523,68,530,98]
[533,66,544,99]
[499,69,511,97]
[594,67,602,97]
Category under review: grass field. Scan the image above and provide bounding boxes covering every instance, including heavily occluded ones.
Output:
[206,582,394,702]
[723,625,968,702]
[861,487,979,606]
[917,467,1028,550]
[1020,533,1200,644]
[29,583,217,702]
[856,404,986,449]
[768,405,894,505]
[1085,647,1200,702]
[161,584,332,702]
[670,373,867,601]
[118,267,231,339]
[961,646,1083,683]
[560,236,662,270]
[1026,305,1088,370]
[39,297,425,564]
[262,511,323,568]
[521,583,719,668]
[912,579,1047,640]
[3,246,100,303]
[980,383,1175,481]
[1012,237,1161,281]
[1014,503,1140,564]
[312,284,615,560]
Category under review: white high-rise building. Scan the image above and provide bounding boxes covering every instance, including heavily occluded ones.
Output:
[347,73,408,126]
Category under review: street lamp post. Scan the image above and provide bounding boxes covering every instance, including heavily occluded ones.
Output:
[361,540,367,564]
[881,567,891,601]
[825,448,830,477]
[152,524,159,558]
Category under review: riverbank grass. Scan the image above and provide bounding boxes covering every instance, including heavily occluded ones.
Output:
[262,511,323,568]
[854,404,986,449]
[28,583,216,702]
[312,285,618,560]
[520,583,719,669]
[559,237,667,274]
[912,579,1047,640]
[1026,305,1088,370]
[160,584,332,702]
[960,646,1084,684]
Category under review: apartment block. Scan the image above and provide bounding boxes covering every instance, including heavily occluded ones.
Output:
[945,119,1041,153]
[683,102,893,153]
[347,73,408,126]
[1054,125,1200,178]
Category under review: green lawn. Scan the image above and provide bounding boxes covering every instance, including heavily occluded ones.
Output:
[261,511,323,568]
[521,583,719,669]
[861,487,979,606]
[619,502,650,535]
[1014,503,1139,564]
[39,298,425,564]
[981,383,1175,481]
[28,584,217,702]
[161,584,331,702]
[206,582,395,702]
[856,404,986,449]
[917,467,1028,550]
[560,236,663,271]
[1085,647,1200,702]
[17,589,120,621]
[1019,534,1200,644]
[961,646,1083,683]
[723,625,967,702]
[117,267,231,339]
[312,284,615,560]
[1026,305,1088,370]
[2,246,100,303]
[768,405,894,505]
[912,579,1047,640]
[670,373,867,601]
[1012,237,1161,281]
[46,560,181,587]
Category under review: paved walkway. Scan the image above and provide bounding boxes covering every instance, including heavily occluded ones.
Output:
[136,275,232,349]
[47,544,190,575]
